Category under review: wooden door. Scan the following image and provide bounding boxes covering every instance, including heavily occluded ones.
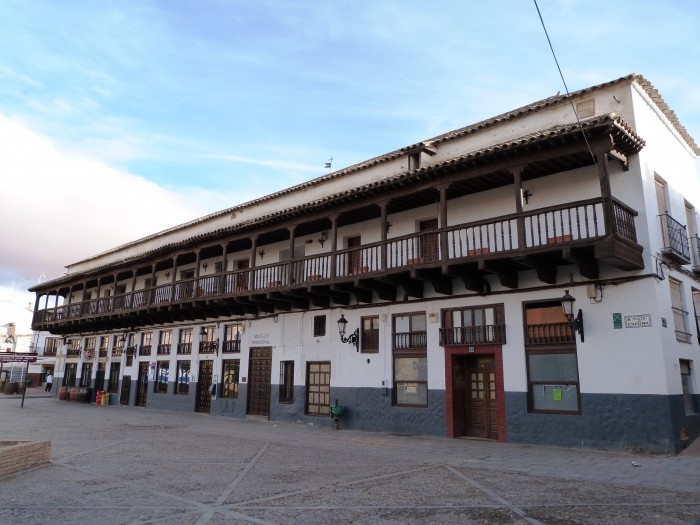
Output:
[236,259,250,292]
[246,347,272,417]
[120,376,131,405]
[465,356,498,439]
[135,363,148,407]
[197,360,214,413]
[347,235,362,275]
[419,218,439,262]
[452,356,468,437]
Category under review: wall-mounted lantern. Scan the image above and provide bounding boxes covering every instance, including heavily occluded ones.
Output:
[560,289,584,342]
[337,314,359,350]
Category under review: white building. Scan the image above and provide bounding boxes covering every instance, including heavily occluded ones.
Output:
[30,74,700,453]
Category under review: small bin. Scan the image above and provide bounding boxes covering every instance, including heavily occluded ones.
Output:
[101,393,109,406]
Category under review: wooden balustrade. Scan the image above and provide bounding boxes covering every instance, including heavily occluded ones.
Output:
[32,197,640,328]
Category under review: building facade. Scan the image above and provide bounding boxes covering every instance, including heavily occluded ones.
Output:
[30,74,700,453]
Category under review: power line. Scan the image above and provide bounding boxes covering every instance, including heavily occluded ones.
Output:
[533,0,597,166]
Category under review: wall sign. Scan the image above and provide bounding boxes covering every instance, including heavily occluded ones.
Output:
[624,314,652,328]
[612,313,622,329]
[252,333,270,345]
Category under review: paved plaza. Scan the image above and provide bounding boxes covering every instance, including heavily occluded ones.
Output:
[1,391,700,524]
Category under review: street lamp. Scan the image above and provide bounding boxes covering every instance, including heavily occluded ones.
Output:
[560,289,584,342]
[337,314,359,350]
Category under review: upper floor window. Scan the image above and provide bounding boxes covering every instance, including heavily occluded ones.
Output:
[361,316,379,353]
[313,315,326,337]
[441,305,505,345]
[223,324,242,353]
[393,312,426,350]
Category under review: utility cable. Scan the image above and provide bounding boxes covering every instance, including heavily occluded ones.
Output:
[533,0,598,166]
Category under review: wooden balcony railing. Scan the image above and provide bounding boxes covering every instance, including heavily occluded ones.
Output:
[439,325,506,346]
[393,331,427,350]
[32,197,641,328]
[525,323,575,345]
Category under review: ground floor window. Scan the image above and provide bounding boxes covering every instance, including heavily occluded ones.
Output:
[63,363,77,386]
[305,361,330,415]
[155,361,169,393]
[393,356,428,407]
[108,362,120,393]
[526,350,580,413]
[279,360,294,403]
[175,361,190,394]
[681,359,696,414]
[222,360,239,398]
[524,300,581,414]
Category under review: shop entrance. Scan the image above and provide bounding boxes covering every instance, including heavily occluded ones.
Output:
[246,347,271,417]
[196,360,213,413]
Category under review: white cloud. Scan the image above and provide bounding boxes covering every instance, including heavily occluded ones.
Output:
[0,113,217,287]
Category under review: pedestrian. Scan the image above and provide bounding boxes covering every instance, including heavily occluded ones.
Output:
[45,373,53,392]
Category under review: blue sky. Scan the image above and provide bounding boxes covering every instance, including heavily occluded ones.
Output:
[1,0,699,310]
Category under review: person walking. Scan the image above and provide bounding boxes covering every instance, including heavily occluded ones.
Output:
[45,373,53,392]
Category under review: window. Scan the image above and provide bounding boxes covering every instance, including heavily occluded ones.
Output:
[63,363,77,387]
[175,361,191,394]
[215,261,223,273]
[112,335,124,357]
[99,336,109,357]
[361,316,379,353]
[155,361,169,393]
[140,332,153,355]
[313,315,326,337]
[393,356,428,406]
[223,324,243,353]
[199,326,216,354]
[108,363,120,393]
[158,330,172,355]
[393,312,427,350]
[525,301,580,414]
[222,360,239,398]
[671,278,691,343]
[178,328,193,354]
[44,337,59,355]
[441,305,505,345]
[279,361,294,403]
[305,361,330,415]
[681,360,696,414]
[80,363,93,387]
[392,312,428,407]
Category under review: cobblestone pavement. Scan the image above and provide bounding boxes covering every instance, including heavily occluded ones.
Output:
[1,395,700,524]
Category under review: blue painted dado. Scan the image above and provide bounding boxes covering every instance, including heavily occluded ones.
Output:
[504,391,688,453]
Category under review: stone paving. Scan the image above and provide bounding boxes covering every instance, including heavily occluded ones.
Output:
[1,393,699,524]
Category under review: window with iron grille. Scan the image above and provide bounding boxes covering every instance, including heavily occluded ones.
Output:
[178,328,193,354]
[361,316,379,353]
[175,361,190,394]
[222,360,239,399]
[313,315,326,337]
[154,361,169,394]
[441,304,505,345]
[108,362,120,393]
[305,361,330,415]
[279,361,294,403]
[670,278,691,343]
[158,330,172,355]
[223,324,242,352]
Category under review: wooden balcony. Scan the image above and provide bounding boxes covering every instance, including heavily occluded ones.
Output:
[439,325,506,346]
[32,197,643,334]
